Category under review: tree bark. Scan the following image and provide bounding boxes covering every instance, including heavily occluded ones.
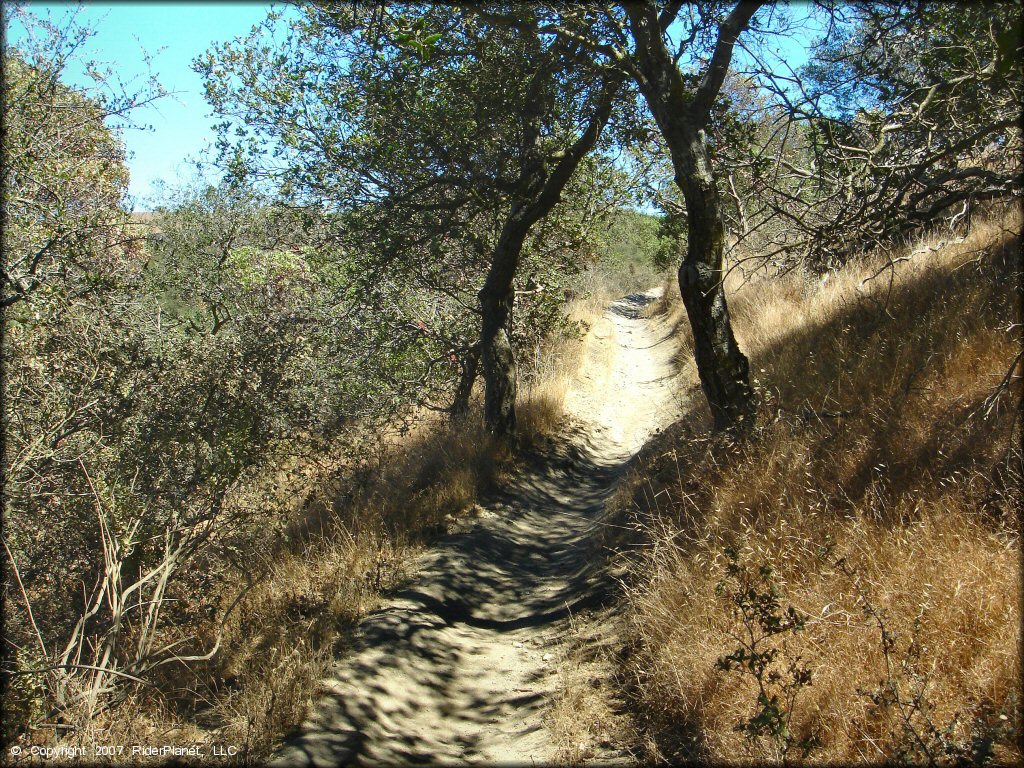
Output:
[671,122,755,431]
[478,58,623,441]
[450,343,480,417]
[480,218,530,439]
[478,26,548,442]
[624,1,760,432]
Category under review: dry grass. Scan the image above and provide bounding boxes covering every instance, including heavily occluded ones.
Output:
[519,278,614,446]
[618,206,1022,764]
[14,281,612,764]
[190,288,609,761]
[548,613,640,765]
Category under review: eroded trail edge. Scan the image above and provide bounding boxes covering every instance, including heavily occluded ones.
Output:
[275,290,682,766]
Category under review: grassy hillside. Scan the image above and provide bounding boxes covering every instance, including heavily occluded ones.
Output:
[608,206,1022,763]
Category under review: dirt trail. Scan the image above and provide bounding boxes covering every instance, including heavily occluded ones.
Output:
[274,290,682,766]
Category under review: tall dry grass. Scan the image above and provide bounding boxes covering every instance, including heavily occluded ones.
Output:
[192,287,610,760]
[12,282,612,764]
[618,206,1022,763]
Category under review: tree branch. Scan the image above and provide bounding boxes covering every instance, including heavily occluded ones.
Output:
[691,0,767,119]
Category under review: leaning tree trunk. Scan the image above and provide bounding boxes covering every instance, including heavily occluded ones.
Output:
[670,122,755,431]
[624,0,760,433]
[477,55,621,442]
[479,219,530,440]
[450,343,481,418]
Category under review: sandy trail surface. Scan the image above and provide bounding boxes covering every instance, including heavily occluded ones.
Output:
[274,290,682,766]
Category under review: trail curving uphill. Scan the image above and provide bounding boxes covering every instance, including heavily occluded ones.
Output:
[274,290,682,766]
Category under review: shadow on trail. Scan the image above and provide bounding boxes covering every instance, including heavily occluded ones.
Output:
[273,431,634,767]
[608,292,656,319]
[274,288,678,767]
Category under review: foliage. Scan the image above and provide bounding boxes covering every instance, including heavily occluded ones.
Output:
[195,4,641,412]
[715,548,818,762]
[743,1,1024,269]
[2,10,428,742]
[594,208,663,271]
[2,11,166,739]
[0,6,163,308]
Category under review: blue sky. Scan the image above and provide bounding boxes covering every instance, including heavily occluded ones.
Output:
[6,2,280,208]
[6,3,823,211]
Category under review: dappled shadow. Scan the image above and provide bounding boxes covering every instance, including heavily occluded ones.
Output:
[273,433,633,766]
[608,291,656,319]
[273,288,680,766]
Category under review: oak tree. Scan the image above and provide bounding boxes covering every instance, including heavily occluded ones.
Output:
[199,3,635,439]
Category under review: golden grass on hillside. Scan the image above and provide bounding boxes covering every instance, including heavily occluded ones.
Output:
[620,207,1022,764]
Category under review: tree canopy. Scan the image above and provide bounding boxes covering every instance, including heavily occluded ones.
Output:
[198,3,647,435]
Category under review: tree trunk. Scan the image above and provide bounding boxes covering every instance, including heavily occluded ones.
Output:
[624,1,759,432]
[450,343,480,417]
[479,221,529,440]
[671,123,755,431]
[477,51,621,442]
